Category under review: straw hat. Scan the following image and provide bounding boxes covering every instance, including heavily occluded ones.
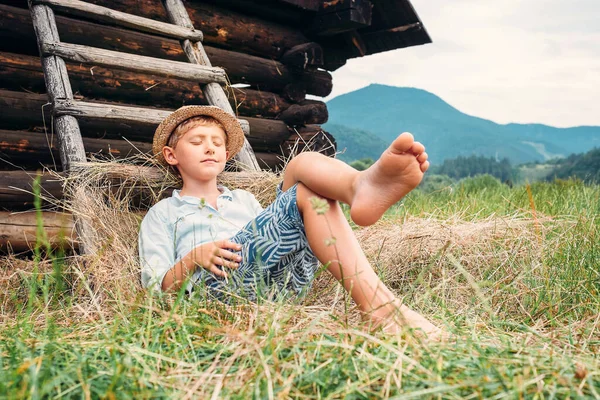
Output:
[153,105,244,167]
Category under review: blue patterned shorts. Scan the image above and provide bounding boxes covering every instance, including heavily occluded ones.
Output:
[193,184,319,301]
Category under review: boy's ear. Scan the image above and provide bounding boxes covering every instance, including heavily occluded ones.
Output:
[163,146,179,166]
[225,150,230,160]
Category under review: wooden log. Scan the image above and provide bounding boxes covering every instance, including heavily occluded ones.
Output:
[0,170,63,210]
[0,168,170,212]
[0,90,293,149]
[0,211,76,252]
[0,52,292,118]
[277,100,328,125]
[282,127,337,156]
[0,5,332,96]
[281,42,324,70]
[196,0,312,26]
[33,0,203,41]
[83,0,311,59]
[41,42,227,85]
[281,83,306,103]
[0,129,152,167]
[0,123,332,175]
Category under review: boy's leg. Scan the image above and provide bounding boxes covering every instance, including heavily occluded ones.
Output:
[282,132,429,226]
[295,183,441,338]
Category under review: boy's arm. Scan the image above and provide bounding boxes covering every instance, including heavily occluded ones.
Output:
[139,208,177,290]
[161,240,243,292]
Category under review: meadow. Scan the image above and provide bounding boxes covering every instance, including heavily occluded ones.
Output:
[1,176,599,399]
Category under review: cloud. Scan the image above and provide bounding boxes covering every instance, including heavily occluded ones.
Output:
[328,0,600,127]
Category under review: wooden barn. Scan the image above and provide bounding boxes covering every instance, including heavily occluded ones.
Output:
[0,0,431,252]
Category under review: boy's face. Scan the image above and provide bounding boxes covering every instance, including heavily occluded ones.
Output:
[162,124,229,183]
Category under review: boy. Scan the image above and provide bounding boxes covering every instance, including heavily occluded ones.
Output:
[139,105,441,338]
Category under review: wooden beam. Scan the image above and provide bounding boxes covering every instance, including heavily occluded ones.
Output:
[33,0,203,41]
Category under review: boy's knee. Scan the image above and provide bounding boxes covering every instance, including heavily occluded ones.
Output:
[296,183,336,213]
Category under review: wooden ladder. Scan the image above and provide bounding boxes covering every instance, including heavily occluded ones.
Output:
[28,0,260,171]
[28,0,261,253]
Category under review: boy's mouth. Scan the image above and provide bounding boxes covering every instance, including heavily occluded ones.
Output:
[201,158,218,163]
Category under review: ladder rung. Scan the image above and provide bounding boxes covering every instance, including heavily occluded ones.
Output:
[53,99,251,136]
[33,0,203,42]
[41,42,227,84]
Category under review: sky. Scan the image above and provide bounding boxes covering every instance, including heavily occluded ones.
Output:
[327,0,600,128]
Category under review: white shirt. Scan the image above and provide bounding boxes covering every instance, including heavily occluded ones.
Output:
[138,186,263,290]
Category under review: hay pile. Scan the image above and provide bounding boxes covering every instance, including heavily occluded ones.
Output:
[1,160,557,325]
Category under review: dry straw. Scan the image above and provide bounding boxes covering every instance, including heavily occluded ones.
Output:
[0,154,561,329]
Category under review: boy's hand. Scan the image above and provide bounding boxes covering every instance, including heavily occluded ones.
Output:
[190,240,242,278]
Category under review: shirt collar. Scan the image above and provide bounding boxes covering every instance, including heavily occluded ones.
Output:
[172,185,233,204]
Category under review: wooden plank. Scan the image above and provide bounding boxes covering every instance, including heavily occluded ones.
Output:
[41,42,227,84]
[33,0,203,41]
[162,0,260,171]
[52,99,251,136]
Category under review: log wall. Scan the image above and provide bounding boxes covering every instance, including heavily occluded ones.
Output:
[0,0,340,252]
[0,0,430,251]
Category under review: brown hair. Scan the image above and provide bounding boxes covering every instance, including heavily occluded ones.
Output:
[166,115,226,149]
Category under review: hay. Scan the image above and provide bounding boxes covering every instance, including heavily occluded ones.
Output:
[1,158,559,326]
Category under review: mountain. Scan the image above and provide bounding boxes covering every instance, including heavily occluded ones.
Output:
[326,124,388,162]
[325,84,600,164]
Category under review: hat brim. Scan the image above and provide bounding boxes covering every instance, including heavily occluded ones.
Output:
[153,105,244,167]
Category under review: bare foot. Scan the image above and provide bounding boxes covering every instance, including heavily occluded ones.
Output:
[367,303,445,341]
[350,132,429,226]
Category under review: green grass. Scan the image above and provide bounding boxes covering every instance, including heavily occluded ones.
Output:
[1,178,599,399]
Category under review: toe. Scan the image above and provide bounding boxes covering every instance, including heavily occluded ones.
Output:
[420,160,430,173]
[390,132,415,154]
[417,152,428,163]
[410,141,425,155]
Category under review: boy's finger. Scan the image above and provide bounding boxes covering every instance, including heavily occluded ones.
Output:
[212,255,240,269]
[217,249,242,262]
[223,240,242,251]
[209,265,227,278]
